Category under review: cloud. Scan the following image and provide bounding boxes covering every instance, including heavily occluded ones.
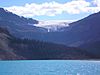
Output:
[4,0,100,17]
[92,0,100,7]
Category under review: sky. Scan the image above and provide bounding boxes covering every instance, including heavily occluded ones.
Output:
[0,0,100,21]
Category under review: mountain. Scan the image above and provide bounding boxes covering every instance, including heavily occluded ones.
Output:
[63,11,100,46]
[79,41,100,58]
[0,8,48,35]
[0,27,92,60]
[1,8,100,47]
[0,8,100,60]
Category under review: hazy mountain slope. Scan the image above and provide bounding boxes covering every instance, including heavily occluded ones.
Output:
[79,41,100,58]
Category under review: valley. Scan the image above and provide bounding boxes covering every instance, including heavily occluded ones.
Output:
[0,8,100,60]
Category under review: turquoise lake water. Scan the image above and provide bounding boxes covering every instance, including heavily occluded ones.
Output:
[0,60,100,75]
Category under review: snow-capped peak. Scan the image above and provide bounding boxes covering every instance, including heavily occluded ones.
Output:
[34,20,73,32]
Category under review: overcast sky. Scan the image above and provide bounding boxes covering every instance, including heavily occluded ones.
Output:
[0,0,100,21]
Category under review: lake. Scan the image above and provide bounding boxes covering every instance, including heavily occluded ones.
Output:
[0,60,100,75]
